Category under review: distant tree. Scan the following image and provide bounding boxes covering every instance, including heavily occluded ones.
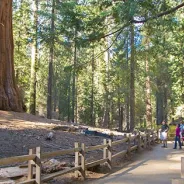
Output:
[29,0,38,115]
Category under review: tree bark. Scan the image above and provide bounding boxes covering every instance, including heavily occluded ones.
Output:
[67,73,71,122]
[125,36,130,132]
[47,0,55,119]
[118,105,123,132]
[72,33,77,123]
[156,79,164,125]
[91,46,95,126]
[53,69,58,112]
[0,0,23,111]
[102,35,110,128]
[117,75,122,132]
[130,24,135,131]
[145,41,152,128]
[29,0,38,115]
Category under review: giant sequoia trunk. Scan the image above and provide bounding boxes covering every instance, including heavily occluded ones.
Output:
[0,0,22,111]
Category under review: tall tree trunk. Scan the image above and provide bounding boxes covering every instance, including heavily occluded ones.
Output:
[15,30,21,84]
[47,0,55,119]
[118,102,123,132]
[145,43,152,128]
[117,75,121,131]
[53,86,57,112]
[75,75,78,123]
[53,70,57,112]
[156,91,164,125]
[125,36,130,132]
[130,24,135,131]
[67,73,71,122]
[102,37,110,128]
[0,0,23,111]
[91,47,95,126]
[29,0,38,115]
[72,35,77,123]
[156,80,164,125]
[163,85,168,121]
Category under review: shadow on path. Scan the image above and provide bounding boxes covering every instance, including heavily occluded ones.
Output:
[85,143,183,184]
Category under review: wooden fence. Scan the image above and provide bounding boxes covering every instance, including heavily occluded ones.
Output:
[0,131,158,184]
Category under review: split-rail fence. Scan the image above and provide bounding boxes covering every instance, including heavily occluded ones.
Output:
[0,131,158,184]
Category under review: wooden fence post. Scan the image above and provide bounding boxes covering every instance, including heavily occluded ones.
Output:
[134,131,137,145]
[147,133,151,149]
[157,130,160,143]
[127,134,131,154]
[103,139,107,159]
[75,142,80,178]
[28,148,36,180]
[152,132,155,145]
[153,131,156,144]
[124,133,127,141]
[35,147,41,184]
[80,143,86,180]
[181,157,184,179]
[137,132,141,151]
[144,134,147,149]
[107,139,112,170]
[172,157,184,184]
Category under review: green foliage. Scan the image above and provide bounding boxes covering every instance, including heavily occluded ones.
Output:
[13,0,184,128]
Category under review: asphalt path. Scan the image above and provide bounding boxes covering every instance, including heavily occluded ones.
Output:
[86,142,183,184]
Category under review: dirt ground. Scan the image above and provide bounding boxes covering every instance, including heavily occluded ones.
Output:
[0,110,131,183]
[0,111,110,161]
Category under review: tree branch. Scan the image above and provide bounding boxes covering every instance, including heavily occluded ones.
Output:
[133,2,184,24]
[91,2,184,60]
[94,28,123,60]
[95,2,184,41]
[97,23,130,40]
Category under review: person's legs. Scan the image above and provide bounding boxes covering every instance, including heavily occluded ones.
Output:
[178,136,182,149]
[162,140,165,147]
[163,133,168,148]
[173,136,177,149]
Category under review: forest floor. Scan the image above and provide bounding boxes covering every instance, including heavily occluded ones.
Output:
[0,110,130,184]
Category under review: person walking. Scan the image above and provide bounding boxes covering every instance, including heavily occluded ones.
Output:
[160,120,169,148]
[173,123,182,149]
[180,120,184,146]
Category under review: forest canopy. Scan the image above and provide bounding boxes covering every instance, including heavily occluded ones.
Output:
[1,0,184,131]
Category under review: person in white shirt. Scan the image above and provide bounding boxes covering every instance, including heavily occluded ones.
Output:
[160,120,169,148]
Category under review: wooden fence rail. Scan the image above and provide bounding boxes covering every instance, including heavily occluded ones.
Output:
[0,131,158,184]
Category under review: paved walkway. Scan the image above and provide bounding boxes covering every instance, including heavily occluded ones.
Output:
[87,142,184,184]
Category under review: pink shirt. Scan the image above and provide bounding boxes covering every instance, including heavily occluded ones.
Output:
[176,127,180,136]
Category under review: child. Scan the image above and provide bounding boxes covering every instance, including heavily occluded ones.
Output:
[173,124,182,149]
